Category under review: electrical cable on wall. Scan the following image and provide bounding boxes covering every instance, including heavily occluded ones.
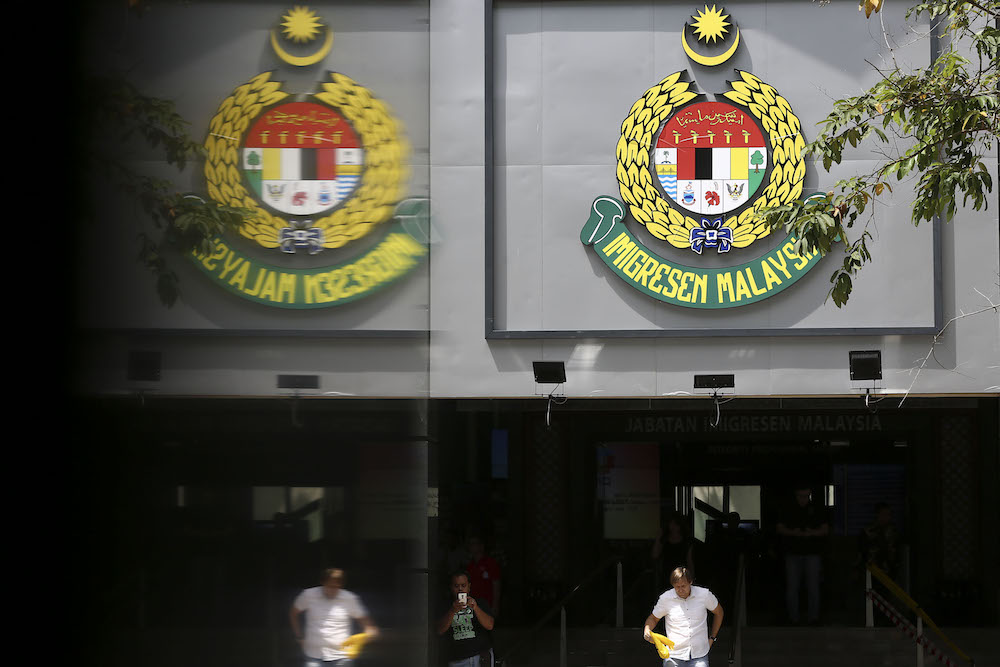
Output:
[546,386,568,428]
[709,390,736,428]
[864,387,887,412]
[289,391,304,428]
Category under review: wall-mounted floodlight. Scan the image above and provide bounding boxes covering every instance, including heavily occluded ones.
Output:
[277,374,320,389]
[127,349,161,405]
[128,349,161,382]
[532,361,566,428]
[277,374,320,429]
[533,361,567,384]
[694,374,735,389]
[849,350,883,409]
[694,374,735,428]
[849,351,882,381]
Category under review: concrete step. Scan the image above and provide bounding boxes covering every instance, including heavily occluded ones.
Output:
[498,626,734,667]
[87,624,999,667]
[740,627,913,667]
[496,625,999,667]
[738,626,998,667]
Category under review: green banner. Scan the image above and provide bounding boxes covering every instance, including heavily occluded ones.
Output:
[192,218,428,309]
[581,196,821,309]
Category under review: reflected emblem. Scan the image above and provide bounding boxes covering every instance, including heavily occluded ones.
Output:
[241,101,362,218]
[197,7,428,309]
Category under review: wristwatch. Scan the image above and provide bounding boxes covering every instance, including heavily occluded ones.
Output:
[709,636,718,641]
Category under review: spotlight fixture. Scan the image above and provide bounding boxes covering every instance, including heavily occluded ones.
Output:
[277,375,319,429]
[694,374,735,428]
[127,349,161,405]
[694,374,735,389]
[533,361,567,384]
[532,361,567,428]
[277,374,320,389]
[849,350,883,409]
[127,349,161,382]
[849,351,882,381]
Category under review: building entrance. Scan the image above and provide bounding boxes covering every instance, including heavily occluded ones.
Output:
[587,406,918,628]
[432,397,997,631]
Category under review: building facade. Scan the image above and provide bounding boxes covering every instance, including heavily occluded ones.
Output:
[72,1,998,665]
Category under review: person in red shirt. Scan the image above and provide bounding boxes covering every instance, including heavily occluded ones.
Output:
[465,534,501,617]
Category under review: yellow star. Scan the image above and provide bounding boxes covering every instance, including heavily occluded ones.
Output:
[690,5,731,45]
[281,6,324,44]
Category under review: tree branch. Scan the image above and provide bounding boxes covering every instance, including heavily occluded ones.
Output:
[898,288,1000,407]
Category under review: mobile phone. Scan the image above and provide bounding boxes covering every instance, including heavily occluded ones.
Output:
[458,592,467,603]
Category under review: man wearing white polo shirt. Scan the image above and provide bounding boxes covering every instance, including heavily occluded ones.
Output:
[643,567,724,667]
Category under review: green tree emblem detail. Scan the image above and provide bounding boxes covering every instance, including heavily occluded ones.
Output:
[750,150,764,173]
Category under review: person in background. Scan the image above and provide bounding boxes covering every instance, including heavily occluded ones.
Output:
[859,502,900,578]
[858,501,901,626]
[706,511,752,624]
[289,568,378,666]
[651,512,697,589]
[465,533,502,618]
[776,485,829,625]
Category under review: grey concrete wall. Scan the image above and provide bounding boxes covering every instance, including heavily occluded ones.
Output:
[428,0,998,398]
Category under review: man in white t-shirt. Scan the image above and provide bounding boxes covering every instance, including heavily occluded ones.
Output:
[289,568,379,666]
[643,566,724,667]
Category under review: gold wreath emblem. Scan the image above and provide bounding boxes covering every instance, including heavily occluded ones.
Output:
[204,71,409,250]
[616,70,804,249]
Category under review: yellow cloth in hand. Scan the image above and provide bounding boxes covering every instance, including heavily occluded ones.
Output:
[650,632,675,659]
[340,633,369,658]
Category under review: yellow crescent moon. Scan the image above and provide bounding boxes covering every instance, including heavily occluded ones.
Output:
[682,25,740,67]
[270,27,334,67]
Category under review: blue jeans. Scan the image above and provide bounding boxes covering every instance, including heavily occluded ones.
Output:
[449,648,494,667]
[664,657,709,667]
[785,553,822,622]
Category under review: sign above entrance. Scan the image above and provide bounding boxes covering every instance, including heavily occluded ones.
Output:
[624,414,885,435]
[581,6,822,309]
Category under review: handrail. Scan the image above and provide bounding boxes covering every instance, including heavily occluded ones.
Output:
[866,563,973,664]
[601,565,654,627]
[497,557,622,667]
[727,553,746,666]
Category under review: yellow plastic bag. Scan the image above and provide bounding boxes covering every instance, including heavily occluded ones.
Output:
[340,633,369,658]
[650,632,675,659]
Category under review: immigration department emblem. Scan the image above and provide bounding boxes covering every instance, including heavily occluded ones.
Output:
[581,5,823,309]
[198,7,428,308]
